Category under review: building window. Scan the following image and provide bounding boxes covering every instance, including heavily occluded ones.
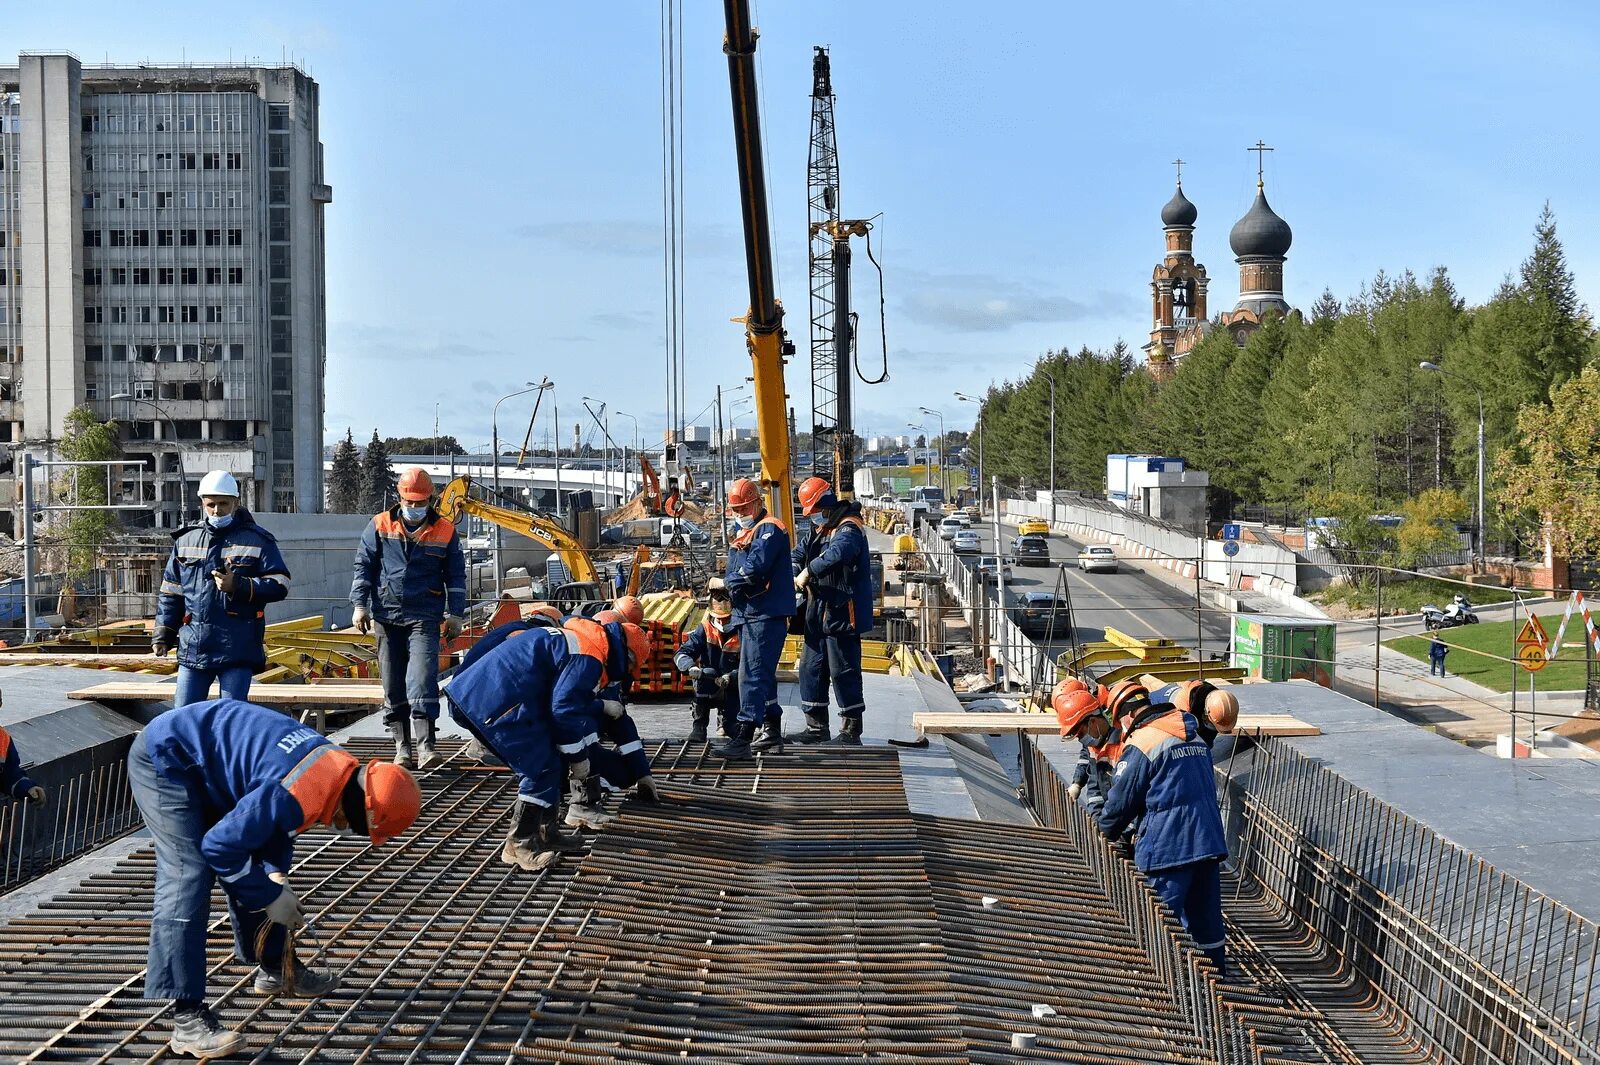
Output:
[134,307,150,324]
[271,357,291,391]
[110,344,128,361]
[81,113,100,132]
[131,229,150,247]
[181,344,198,361]
[134,153,149,172]
[109,230,128,247]
[155,152,172,170]
[127,191,148,209]
[157,229,174,247]
[130,114,147,133]
[269,175,289,205]
[85,344,104,362]
[105,113,124,133]
[227,228,242,246]
[181,267,198,285]
[231,305,246,323]
[204,228,221,247]
[181,189,197,209]
[203,113,219,132]
[181,305,199,323]
[179,152,196,170]
[132,268,150,285]
[84,306,103,324]
[110,307,128,324]
[180,229,197,247]
[226,152,243,170]
[158,306,175,323]
[224,191,241,209]
[159,345,178,362]
[83,153,95,172]
[83,229,101,247]
[268,106,289,131]
[269,246,290,280]
[180,115,196,133]
[205,305,223,323]
[202,191,219,209]
[204,267,222,284]
[202,152,220,170]
[154,114,170,133]
[225,113,241,132]
[134,381,155,400]
[137,345,157,362]
[85,382,99,400]
[155,191,173,209]
[158,267,174,285]
[110,267,127,285]
[84,268,102,286]
[227,267,243,285]
[82,192,99,210]
[274,490,296,513]
[228,343,245,361]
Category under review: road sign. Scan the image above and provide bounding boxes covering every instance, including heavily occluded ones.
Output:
[1516,614,1550,649]
[1517,643,1548,672]
[1223,540,1240,557]
[1222,523,1241,541]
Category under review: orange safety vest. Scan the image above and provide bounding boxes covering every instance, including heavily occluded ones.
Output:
[279,744,360,832]
[1126,709,1189,757]
[562,616,613,687]
[731,512,786,550]
[703,617,741,653]
[373,511,456,549]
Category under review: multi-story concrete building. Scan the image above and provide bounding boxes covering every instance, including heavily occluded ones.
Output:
[0,52,329,527]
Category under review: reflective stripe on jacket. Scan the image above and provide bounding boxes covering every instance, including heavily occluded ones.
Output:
[793,507,874,635]
[156,511,290,672]
[351,506,468,623]
[446,624,607,763]
[674,618,741,698]
[726,511,795,622]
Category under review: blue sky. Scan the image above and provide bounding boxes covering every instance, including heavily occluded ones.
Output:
[15,1,1600,452]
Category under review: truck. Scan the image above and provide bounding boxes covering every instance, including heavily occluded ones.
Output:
[602,517,709,548]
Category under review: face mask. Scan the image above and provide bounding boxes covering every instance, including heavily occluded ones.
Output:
[206,512,234,530]
[400,504,428,523]
[711,616,729,631]
[735,514,756,530]
[811,514,829,528]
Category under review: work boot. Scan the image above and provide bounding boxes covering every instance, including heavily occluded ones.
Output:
[169,1003,244,1059]
[411,715,436,768]
[502,802,580,870]
[830,716,863,746]
[564,775,615,830]
[688,708,709,744]
[389,718,414,769]
[786,710,831,744]
[254,960,340,998]
[717,720,758,760]
[464,737,504,766]
[751,717,785,754]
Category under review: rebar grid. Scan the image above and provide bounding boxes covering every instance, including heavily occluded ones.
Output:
[0,752,142,893]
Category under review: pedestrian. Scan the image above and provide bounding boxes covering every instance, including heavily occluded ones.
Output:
[128,698,419,1058]
[787,476,874,746]
[674,592,741,742]
[154,471,291,707]
[351,467,467,769]
[712,478,795,759]
[1428,632,1449,677]
[1098,682,1230,976]
[0,723,47,809]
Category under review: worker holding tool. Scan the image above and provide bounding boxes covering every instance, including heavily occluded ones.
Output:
[446,619,654,869]
[673,591,742,742]
[787,476,874,746]
[350,467,468,770]
[1097,682,1230,976]
[713,478,795,759]
[560,615,660,826]
[127,698,420,1059]
[1053,679,1119,814]
[0,723,46,808]
[155,471,291,707]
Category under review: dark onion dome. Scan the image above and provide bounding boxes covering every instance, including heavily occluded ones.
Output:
[1161,183,1197,227]
[1229,186,1293,258]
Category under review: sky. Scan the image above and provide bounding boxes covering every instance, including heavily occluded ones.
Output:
[13,1,1600,454]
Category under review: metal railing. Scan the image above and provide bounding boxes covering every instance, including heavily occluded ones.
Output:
[0,755,142,894]
[916,528,1057,693]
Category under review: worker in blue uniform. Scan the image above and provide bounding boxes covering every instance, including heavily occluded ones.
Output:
[560,615,659,827]
[673,592,741,742]
[713,478,794,759]
[127,699,420,1059]
[0,723,46,808]
[787,476,874,745]
[1097,683,1230,976]
[154,471,291,707]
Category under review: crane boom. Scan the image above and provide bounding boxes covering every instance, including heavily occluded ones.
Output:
[436,476,598,584]
[721,0,795,532]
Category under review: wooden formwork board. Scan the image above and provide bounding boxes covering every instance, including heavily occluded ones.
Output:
[912,711,1320,738]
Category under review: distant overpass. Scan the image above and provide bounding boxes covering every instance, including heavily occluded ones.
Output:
[322,454,639,510]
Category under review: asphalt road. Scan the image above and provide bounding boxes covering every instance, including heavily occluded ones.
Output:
[935,517,1235,661]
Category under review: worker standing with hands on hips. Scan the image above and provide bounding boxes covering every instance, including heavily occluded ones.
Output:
[154,471,291,707]
[127,698,420,1059]
[351,467,467,769]
[787,476,874,745]
[1,722,47,809]
[712,478,795,760]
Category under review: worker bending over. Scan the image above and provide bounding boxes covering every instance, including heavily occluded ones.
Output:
[1168,679,1239,751]
[128,699,419,1059]
[0,724,46,808]
[154,471,290,706]
[1052,679,1118,814]
[714,478,795,759]
[1097,682,1230,976]
[351,467,467,769]
[561,615,660,827]
[674,592,741,742]
[788,476,874,746]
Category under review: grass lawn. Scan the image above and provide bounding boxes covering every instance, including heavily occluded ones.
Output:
[1316,576,1514,616]
[1386,618,1590,692]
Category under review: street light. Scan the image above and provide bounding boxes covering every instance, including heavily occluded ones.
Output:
[907,423,928,488]
[955,391,983,510]
[613,410,641,457]
[919,406,946,499]
[110,392,190,525]
[492,381,548,599]
[1420,361,1486,571]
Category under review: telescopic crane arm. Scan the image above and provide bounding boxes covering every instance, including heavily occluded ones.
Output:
[437,476,598,584]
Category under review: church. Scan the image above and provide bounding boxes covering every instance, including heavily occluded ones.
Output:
[1143,149,1294,380]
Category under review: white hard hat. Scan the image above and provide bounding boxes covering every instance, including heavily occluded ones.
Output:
[198,470,240,498]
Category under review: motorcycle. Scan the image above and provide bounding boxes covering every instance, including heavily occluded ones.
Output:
[1421,594,1479,631]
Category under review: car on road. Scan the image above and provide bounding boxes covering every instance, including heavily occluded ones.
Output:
[938,516,964,540]
[976,556,1014,583]
[1011,534,1051,566]
[952,529,982,554]
[1011,592,1072,638]
[951,510,973,527]
[1018,518,1050,537]
[1078,545,1118,573]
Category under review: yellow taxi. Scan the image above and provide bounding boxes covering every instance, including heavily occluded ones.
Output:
[1018,517,1050,537]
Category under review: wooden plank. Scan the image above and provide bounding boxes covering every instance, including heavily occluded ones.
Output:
[0,653,174,667]
[913,711,1320,738]
[67,681,385,708]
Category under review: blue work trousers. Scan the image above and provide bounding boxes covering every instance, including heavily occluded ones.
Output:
[798,631,865,719]
[694,694,739,737]
[737,617,787,726]
[378,619,442,724]
[173,664,254,708]
[590,712,651,787]
[446,695,562,807]
[127,732,284,1002]
[1147,859,1227,975]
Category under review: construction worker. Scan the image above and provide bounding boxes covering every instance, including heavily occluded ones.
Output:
[611,594,645,626]
[560,614,660,826]
[788,476,874,745]
[1053,679,1119,814]
[673,592,741,742]
[1170,679,1240,750]
[154,471,291,707]
[127,698,419,1059]
[0,723,46,808]
[445,619,654,869]
[713,477,795,759]
[350,467,467,770]
[1097,682,1230,976]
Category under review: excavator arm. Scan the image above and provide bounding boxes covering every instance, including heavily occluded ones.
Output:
[639,454,662,514]
[437,476,599,584]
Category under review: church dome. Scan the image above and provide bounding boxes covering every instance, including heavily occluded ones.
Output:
[1229,187,1292,258]
[1161,184,1198,227]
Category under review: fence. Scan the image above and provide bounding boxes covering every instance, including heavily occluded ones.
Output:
[0,754,142,894]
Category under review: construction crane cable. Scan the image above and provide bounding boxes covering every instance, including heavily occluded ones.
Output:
[859,226,890,385]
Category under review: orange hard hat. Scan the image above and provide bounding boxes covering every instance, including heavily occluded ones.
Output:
[593,608,623,625]
[612,595,644,626]
[1105,680,1151,723]
[397,467,434,502]
[1204,689,1240,734]
[1056,677,1089,699]
[620,622,652,682]
[728,478,762,510]
[363,761,422,845]
[797,475,834,516]
[1052,683,1103,738]
[522,602,563,624]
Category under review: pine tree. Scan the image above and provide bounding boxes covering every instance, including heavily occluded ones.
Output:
[327,429,363,513]
[1518,202,1591,395]
[360,430,395,513]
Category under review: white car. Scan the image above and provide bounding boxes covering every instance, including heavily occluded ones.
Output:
[1078,545,1118,573]
[952,529,982,554]
[938,516,965,540]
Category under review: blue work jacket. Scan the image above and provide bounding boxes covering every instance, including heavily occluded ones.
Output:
[445,624,609,764]
[674,617,741,699]
[0,726,39,800]
[792,506,874,635]
[351,506,468,625]
[1099,706,1227,872]
[725,511,795,623]
[157,511,290,672]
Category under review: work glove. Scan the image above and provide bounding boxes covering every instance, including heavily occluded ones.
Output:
[443,616,464,640]
[686,666,706,680]
[794,569,811,592]
[715,673,732,692]
[634,776,664,804]
[352,605,372,635]
[26,786,46,808]
[151,626,178,657]
[211,565,237,594]
[600,699,627,720]
[706,577,726,591]
[263,884,307,930]
[1067,782,1082,803]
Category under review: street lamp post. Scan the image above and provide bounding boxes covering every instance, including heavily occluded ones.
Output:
[110,392,188,525]
[1420,362,1485,571]
[907,423,927,488]
[492,381,547,599]
[919,406,946,500]
[955,391,983,510]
